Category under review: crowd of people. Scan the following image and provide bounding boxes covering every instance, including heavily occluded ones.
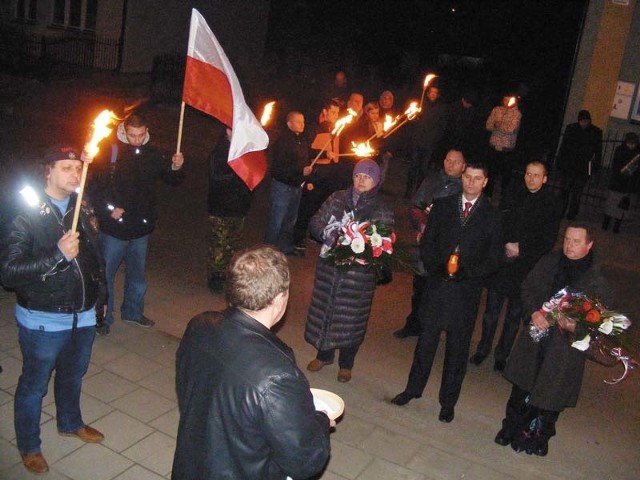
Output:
[1,68,638,478]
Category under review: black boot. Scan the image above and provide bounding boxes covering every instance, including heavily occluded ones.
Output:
[529,409,559,456]
[496,385,532,447]
[602,215,611,231]
[613,219,622,234]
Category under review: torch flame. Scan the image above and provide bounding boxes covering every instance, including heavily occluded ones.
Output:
[507,96,517,107]
[423,73,437,88]
[85,110,118,158]
[260,101,275,126]
[383,114,398,132]
[404,102,421,120]
[351,141,376,157]
[331,108,357,136]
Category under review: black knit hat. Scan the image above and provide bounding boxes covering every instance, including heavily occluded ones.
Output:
[578,110,591,121]
[624,132,639,145]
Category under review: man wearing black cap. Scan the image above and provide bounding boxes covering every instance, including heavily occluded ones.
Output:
[1,146,107,475]
[556,110,602,220]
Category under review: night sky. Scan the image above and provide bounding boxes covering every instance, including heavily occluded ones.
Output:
[265,0,589,156]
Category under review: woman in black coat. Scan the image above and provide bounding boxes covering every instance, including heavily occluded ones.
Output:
[304,159,394,383]
[603,132,639,233]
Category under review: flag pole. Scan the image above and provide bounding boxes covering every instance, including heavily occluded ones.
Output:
[176,101,186,154]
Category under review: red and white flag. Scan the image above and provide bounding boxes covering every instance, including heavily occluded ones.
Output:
[182,8,268,190]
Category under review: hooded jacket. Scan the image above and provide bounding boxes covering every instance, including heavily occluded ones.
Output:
[88,127,185,240]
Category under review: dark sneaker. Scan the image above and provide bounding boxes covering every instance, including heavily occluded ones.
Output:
[96,324,110,336]
[123,316,155,328]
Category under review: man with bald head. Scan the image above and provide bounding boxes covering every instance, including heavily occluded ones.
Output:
[394,148,467,339]
[265,111,312,255]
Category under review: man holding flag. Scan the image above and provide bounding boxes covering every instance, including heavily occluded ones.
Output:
[88,113,185,334]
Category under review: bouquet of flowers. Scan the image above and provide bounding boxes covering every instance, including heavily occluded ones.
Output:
[530,288,636,384]
[320,211,395,281]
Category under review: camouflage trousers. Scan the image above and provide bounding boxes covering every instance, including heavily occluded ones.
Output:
[207,216,246,279]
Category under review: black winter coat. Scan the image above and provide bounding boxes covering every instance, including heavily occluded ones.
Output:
[608,143,640,194]
[269,128,310,187]
[173,308,330,480]
[496,184,562,295]
[557,122,603,179]
[305,187,394,350]
[421,193,502,282]
[1,190,106,314]
[207,136,252,217]
[504,251,614,411]
[419,193,502,329]
[88,142,185,240]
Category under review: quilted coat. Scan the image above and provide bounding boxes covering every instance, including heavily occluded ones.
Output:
[304,186,394,350]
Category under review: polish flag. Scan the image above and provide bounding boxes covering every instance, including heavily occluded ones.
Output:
[182,8,268,190]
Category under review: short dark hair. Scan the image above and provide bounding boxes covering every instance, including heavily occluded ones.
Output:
[322,99,341,111]
[463,160,488,177]
[525,160,548,176]
[286,111,303,123]
[124,113,147,129]
[226,246,290,311]
[566,222,593,243]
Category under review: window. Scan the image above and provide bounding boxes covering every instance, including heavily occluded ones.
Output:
[51,0,97,31]
[16,0,37,21]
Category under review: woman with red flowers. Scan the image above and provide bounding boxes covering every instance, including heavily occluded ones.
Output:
[304,159,393,383]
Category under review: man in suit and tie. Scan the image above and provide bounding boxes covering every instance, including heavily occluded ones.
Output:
[391,161,502,423]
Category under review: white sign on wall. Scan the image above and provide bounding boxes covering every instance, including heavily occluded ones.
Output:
[611,81,635,119]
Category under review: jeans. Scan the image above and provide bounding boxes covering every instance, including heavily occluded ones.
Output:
[100,233,149,325]
[264,179,303,254]
[15,325,95,453]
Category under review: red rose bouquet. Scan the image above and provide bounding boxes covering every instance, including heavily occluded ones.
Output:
[529,288,635,384]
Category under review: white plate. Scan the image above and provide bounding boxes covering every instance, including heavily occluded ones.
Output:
[310,388,345,420]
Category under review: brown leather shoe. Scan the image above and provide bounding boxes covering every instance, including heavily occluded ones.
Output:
[337,369,352,383]
[307,358,333,372]
[21,452,49,475]
[59,425,104,443]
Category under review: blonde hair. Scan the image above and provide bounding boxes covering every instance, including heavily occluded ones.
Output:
[226,246,290,311]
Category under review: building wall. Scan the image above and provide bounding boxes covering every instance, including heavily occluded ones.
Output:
[564,0,640,140]
[121,0,270,82]
[609,0,640,137]
[96,0,124,38]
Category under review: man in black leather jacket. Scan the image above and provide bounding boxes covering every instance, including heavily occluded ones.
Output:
[0,145,107,475]
[172,246,331,480]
